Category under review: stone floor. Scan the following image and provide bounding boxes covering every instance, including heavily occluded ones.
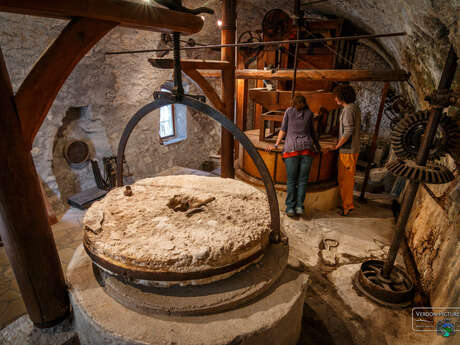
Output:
[0,182,446,344]
[0,207,86,330]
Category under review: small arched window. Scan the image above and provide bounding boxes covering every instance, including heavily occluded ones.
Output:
[159,92,176,139]
[158,84,187,145]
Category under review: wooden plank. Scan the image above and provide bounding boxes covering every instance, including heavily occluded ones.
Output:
[183,68,225,113]
[199,71,223,78]
[249,90,340,114]
[254,50,277,130]
[149,58,233,70]
[243,149,276,181]
[307,19,344,31]
[0,0,203,34]
[15,18,117,147]
[236,69,410,81]
[0,46,69,327]
[296,55,334,91]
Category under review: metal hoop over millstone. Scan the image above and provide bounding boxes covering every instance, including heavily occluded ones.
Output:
[83,0,284,290]
[391,110,460,161]
[386,159,455,184]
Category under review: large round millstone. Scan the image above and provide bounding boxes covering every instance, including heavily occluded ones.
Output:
[68,245,308,345]
[83,175,272,286]
[92,240,288,316]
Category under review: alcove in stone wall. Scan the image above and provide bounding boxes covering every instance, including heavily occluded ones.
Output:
[52,106,113,208]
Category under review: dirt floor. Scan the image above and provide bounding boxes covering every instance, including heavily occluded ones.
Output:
[0,172,446,345]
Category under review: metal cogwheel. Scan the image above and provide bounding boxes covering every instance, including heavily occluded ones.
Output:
[391,110,460,161]
[386,159,454,184]
[262,9,292,41]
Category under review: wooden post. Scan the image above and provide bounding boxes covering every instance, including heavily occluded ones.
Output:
[0,47,70,327]
[16,17,117,147]
[0,0,204,34]
[359,82,390,202]
[220,0,236,178]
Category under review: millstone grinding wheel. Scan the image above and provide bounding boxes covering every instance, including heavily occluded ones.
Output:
[386,159,454,184]
[391,110,460,161]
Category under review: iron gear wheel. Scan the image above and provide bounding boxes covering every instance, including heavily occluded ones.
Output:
[391,110,460,161]
[386,159,454,184]
[262,9,292,41]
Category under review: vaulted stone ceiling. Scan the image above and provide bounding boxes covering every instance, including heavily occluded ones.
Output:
[184,0,459,104]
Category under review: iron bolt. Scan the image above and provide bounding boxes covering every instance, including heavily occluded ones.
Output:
[124,186,133,197]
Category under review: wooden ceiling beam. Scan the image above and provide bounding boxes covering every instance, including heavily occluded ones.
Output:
[148,58,234,71]
[184,69,225,113]
[15,17,117,146]
[236,69,410,82]
[0,0,204,34]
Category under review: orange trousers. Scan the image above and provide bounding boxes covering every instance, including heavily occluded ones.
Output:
[338,153,359,212]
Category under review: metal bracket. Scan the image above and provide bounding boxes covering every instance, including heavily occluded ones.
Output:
[154,0,214,15]
[154,91,205,103]
[425,89,459,108]
[116,95,282,243]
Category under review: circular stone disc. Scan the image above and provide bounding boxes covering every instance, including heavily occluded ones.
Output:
[83,175,272,285]
[92,242,288,316]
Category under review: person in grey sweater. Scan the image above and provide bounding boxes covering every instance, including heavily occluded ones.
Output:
[328,84,361,216]
[270,95,322,217]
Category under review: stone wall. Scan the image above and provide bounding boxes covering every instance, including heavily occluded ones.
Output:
[0,5,225,214]
[350,44,394,138]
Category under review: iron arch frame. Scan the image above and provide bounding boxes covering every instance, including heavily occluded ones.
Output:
[116,92,281,242]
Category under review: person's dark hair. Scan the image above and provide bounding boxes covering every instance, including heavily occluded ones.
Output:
[292,94,308,108]
[333,84,356,104]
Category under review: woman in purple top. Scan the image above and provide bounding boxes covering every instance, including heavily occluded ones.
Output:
[271,95,322,217]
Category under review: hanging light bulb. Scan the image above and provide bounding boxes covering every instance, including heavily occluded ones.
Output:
[217,19,223,27]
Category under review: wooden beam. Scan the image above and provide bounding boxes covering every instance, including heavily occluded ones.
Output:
[0,0,204,34]
[236,69,410,82]
[249,89,340,114]
[184,68,225,113]
[149,58,233,71]
[15,17,117,147]
[39,182,58,225]
[196,71,222,78]
[0,46,69,327]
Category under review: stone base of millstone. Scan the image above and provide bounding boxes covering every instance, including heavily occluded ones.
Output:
[67,245,309,345]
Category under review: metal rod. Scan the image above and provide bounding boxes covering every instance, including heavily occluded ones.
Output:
[382,45,458,278]
[173,32,184,98]
[421,183,446,212]
[302,0,329,6]
[359,82,390,202]
[220,0,236,179]
[105,32,407,55]
[291,0,302,99]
